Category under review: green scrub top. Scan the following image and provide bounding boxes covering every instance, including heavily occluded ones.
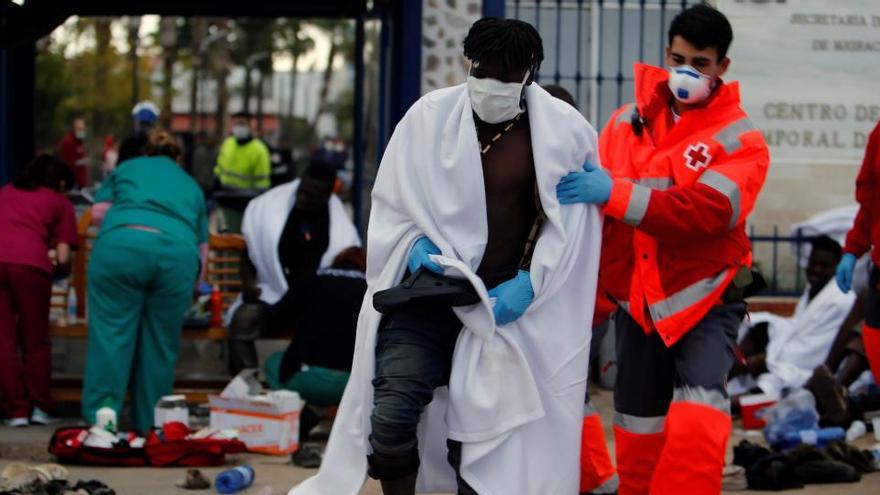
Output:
[95,155,208,253]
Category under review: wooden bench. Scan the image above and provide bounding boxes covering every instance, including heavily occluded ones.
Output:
[49,208,245,340]
[746,295,799,317]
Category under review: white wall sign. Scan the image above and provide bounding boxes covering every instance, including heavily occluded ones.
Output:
[718,0,880,165]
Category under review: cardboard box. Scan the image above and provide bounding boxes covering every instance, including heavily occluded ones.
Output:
[209,370,302,455]
[740,393,777,430]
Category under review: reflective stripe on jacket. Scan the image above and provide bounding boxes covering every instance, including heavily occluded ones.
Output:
[598,63,770,346]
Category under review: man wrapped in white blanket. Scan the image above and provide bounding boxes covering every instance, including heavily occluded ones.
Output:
[290,18,602,495]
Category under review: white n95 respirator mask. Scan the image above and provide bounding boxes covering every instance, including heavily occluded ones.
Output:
[668,64,713,104]
[467,68,529,124]
[232,125,251,140]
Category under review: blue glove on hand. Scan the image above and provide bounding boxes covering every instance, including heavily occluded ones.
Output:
[408,236,443,274]
[556,162,613,205]
[488,270,534,326]
[835,253,857,293]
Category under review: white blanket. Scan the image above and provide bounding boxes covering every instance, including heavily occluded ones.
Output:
[750,280,856,398]
[289,83,602,495]
[232,180,361,314]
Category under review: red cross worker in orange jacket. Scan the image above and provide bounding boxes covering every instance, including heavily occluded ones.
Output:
[556,5,769,494]
[836,120,880,385]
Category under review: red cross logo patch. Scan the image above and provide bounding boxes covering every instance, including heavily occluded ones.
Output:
[683,142,712,171]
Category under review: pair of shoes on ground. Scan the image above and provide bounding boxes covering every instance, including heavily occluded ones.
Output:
[3,408,61,428]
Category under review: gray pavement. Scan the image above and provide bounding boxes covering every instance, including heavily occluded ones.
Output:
[1,387,878,494]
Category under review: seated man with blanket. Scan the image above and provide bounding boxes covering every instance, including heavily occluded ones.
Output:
[227,161,361,374]
[730,235,856,399]
[290,18,602,495]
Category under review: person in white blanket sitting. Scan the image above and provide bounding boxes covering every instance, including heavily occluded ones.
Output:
[730,235,857,400]
[289,17,603,495]
[227,160,361,374]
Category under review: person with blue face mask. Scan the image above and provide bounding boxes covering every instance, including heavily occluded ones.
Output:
[556,5,770,494]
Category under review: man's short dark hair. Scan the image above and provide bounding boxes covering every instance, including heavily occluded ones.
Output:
[811,235,842,262]
[668,5,733,61]
[463,17,544,74]
[304,159,338,184]
[232,111,251,119]
[543,84,576,108]
[14,154,74,191]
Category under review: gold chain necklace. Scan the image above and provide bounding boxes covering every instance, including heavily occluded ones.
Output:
[479,114,521,155]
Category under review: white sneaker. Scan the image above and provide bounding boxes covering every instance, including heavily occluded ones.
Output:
[5,417,29,428]
[30,407,60,426]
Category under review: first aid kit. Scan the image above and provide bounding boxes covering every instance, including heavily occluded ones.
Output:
[209,369,303,455]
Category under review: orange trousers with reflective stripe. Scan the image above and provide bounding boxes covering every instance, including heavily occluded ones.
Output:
[863,271,880,383]
[613,305,741,494]
[651,402,731,495]
[580,414,616,493]
[614,426,665,495]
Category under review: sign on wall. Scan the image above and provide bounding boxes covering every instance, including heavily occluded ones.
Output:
[718,0,880,165]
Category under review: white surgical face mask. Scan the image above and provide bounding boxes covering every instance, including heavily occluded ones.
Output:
[668,64,713,104]
[467,67,529,124]
[233,124,251,140]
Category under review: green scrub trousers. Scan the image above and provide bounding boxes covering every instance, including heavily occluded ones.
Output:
[263,351,349,406]
[82,227,198,433]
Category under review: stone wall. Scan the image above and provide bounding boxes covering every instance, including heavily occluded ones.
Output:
[421,0,482,94]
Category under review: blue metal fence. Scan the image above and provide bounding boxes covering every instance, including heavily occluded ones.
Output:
[507,0,701,128]
[749,228,814,297]
[508,1,811,298]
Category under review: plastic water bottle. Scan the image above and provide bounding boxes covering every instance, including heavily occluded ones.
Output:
[846,420,867,442]
[780,427,845,449]
[215,465,254,494]
[96,400,117,434]
[869,447,880,470]
[67,287,78,325]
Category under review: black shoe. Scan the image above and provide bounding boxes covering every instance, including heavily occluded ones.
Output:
[292,445,323,469]
[379,472,417,495]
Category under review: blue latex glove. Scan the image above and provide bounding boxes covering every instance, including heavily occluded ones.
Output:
[488,270,534,325]
[556,162,613,205]
[835,253,857,293]
[408,236,443,274]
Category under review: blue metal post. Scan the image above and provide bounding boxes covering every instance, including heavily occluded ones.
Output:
[795,228,803,292]
[376,8,390,163]
[389,0,421,128]
[0,48,9,185]
[659,0,667,63]
[353,15,366,233]
[575,0,584,108]
[483,0,505,18]
[596,0,605,121]
[772,225,779,293]
[554,0,562,85]
[638,0,645,62]
[534,0,542,82]
[616,0,624,107]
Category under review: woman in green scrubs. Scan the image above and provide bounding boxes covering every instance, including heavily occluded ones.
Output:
[82,129,208,433]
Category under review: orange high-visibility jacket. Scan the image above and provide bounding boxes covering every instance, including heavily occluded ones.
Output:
[597,63,770,346]
[843,120,880,266]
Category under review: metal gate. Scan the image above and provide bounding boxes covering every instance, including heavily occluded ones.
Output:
[507,0,702,128]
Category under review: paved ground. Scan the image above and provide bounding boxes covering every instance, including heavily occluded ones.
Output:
[2,387,878,494]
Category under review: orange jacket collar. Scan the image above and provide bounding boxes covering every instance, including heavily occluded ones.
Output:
[632,63,741,121]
